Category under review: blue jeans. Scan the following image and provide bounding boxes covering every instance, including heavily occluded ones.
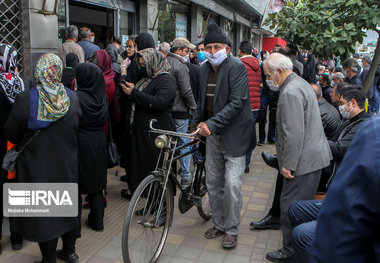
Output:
[258,97,276,143]
[289,200,323,263]
[245,110,258,168]
[369,87,380,115]
[173,118,191,180]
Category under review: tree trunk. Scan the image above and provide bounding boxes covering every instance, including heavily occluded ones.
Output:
[363,31,380,94]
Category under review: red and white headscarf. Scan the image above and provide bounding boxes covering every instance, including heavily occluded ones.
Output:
[0,44,25,103]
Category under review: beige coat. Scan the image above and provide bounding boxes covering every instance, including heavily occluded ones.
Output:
[58,40,85,67]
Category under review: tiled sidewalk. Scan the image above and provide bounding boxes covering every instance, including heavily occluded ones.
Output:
[1,144,280,263]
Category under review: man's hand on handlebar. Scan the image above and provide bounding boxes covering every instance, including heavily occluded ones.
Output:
[197,122,211,137]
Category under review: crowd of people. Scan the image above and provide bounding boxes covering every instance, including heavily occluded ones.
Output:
[1,21,380,263]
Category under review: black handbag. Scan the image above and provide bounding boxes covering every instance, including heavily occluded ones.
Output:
[2,130,40,172]
[107,117,119,168]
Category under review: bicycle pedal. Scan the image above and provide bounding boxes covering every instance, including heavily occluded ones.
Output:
[190,196,202,207]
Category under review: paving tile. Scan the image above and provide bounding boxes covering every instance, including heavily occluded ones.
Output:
[181,236,208,249]
[199,250,226,263]
[95,245,122,260]
[223,254,251,263]
[3,253,39,263]
[174,246,202,259]
[86,257,117,263]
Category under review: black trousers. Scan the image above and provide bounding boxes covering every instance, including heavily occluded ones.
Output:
[87,191,104,230]
[0,171,23,245]
[38,228,77,263]
[269,172,283,217]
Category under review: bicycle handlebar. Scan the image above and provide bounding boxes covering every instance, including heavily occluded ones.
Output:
[149,119,200,138]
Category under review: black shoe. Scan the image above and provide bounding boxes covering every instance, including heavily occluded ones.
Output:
[85,219,104,232]
[257,141,264,146]
[261,151,279,170]
[250,213,280,230]
[267,140,275,144]
[56,249,79,263]
[266,248,294,262]
[244,167,250,173]
[121,189,132,200]
[120,175,128,182]
[11,243,23,250]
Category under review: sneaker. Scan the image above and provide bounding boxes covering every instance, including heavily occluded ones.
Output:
[257,141,264,146]
[181,178,191,186]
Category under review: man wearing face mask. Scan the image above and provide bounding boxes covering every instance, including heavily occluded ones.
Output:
[328,87,368,168]
[191,22,255,249]
[264,53,332,262]
[166,37,197,186]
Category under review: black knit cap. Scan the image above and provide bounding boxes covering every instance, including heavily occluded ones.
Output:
[204,22,229,46]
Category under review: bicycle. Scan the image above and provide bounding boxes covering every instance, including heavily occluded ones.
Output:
[122,119,211,263]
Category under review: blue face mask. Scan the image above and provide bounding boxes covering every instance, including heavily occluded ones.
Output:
[198,51,206,61]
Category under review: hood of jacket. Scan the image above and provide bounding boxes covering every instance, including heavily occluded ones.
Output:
[240,56,259,72]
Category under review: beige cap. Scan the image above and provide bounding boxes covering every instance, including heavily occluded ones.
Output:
[172,37,196,49]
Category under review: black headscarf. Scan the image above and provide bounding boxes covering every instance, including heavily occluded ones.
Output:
[75,63,108,127]
[303,53,317,84]
[66,53,79,68]
[135,32,155,51]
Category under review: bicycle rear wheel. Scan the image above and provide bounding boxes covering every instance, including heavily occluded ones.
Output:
[196,166,211,220]
[122,174,174,263]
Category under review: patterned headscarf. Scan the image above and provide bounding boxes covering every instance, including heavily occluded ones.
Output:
[129,48,171,126]
[34,53,70,122]
[0,44,25,103]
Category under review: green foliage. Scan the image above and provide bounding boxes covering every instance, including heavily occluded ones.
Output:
[264,0,380,59]
[158,8,176,43]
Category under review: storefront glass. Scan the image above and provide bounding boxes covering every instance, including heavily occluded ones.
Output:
[120,10,135,47]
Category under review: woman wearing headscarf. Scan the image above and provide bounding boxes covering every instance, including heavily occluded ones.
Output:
[75,63,108,231]
[88,50,120,128]
[4,53,81,263]
[119,48,176,199]
[61,53,79,89]
[302,53,317,84]
[0,43,29,254]
[118,33,154,187]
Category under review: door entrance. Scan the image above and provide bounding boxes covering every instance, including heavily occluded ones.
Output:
[69,0,114,49]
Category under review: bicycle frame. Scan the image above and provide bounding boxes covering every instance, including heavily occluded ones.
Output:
[148,120,204,220]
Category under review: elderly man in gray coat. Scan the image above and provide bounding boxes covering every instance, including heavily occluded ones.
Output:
[192,22,256,249]
[264,53,332,262]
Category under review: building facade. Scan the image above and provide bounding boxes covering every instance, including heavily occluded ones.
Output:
[1,0,273,80]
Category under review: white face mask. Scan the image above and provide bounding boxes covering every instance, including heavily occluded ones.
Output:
[338,102,352,119]
[183,54,190,63]
[90,36,95,43]
[205,48,228,66]
[266,71,280,91]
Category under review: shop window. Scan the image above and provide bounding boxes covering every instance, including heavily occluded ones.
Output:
[120,10,135,47]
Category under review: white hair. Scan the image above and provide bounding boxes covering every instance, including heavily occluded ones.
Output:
[160,42,171,54]
[265,53,293,72]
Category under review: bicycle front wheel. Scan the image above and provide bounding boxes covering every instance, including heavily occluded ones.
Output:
[196,166,212,220]
[122,174,174,263]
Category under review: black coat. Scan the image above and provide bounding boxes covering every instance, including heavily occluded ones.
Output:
[75,63,108,194]
[186,62,201,103]
[318,98,341,140]
[4,89,81,242]
[192,55,256,157]
[0,77,31,239]
[328,110,369,164]
[120,73,176,193]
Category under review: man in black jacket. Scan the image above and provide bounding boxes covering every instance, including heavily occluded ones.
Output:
[192,23,255,249]
[311,84,341,139]
[166,37,197,186]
